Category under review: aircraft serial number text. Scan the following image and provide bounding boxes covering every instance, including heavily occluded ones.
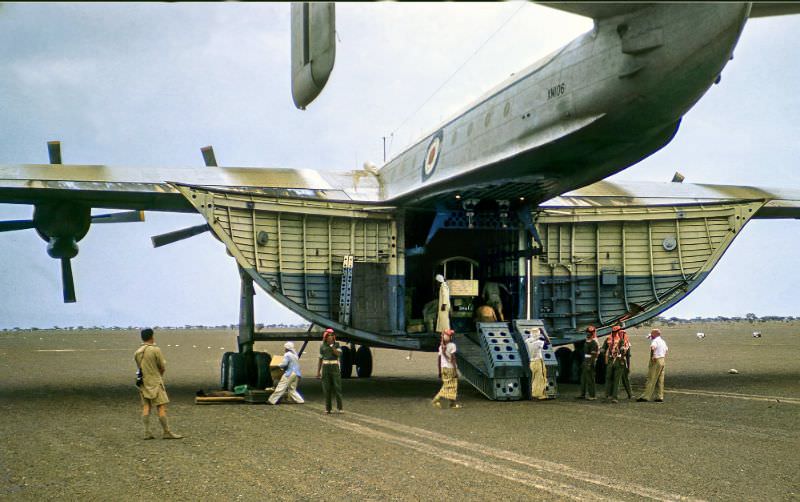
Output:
[547,83,566,100]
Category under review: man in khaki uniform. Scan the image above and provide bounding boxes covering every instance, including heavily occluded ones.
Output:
[576,326,599,400]
[619,329,633,399]
[602,325,621,401]
[134,328,182,439]
[316,328,343,414]
[638,329,669,402]
[481,281,509,321]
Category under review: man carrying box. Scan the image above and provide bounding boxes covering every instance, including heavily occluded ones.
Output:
[268,342,304,405]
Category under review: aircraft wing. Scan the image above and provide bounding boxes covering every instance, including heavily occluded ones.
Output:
[0,161,382,303]
[543,179,800,219]
[536,2,651,20]
[0,163,381,212]
[539,2,800,20]
[748,3,800,18]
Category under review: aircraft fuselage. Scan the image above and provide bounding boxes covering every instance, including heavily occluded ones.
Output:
[379,3,750,205]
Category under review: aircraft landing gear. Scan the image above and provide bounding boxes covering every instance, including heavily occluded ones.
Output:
[355,346,373,378]
[218,267,278,392]
[339,345,372,378]
[220,350,273,391]
[340,345,354,378]
[555,346,580,384]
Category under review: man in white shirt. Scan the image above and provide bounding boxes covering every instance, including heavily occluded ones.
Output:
[525,328,551,400]
[268,342,305,405]
[637,329,669,402]
[432,330,462,409]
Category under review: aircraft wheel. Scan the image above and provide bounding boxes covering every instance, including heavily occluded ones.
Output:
[339,346,354,378]
[227,352,247,389]
[355,346,373,378]
[220,351,234,390]
[255,352,272,389]
[555,347,574,383]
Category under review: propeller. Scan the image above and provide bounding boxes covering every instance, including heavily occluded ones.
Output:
[0,219,36,232]
[61,258,76,303]
[151,223,210,248]
[47,140,62,164]
[0,141,149,303]
[148,145,220,249]
[201,146,218,167]
[0,210,145,233]
[91,210,145,224]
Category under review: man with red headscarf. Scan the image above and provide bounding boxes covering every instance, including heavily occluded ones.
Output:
[638,329,669,402]
[618,329,633,400]
[316,328,343,414]
[432,329,461,409]
[576,326,599,400]
[601,325,621,401]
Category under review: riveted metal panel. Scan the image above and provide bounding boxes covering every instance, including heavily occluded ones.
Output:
[175,184,410,347]
[532,201,764,340]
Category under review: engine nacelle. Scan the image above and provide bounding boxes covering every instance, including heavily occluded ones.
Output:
[290,2,336,110]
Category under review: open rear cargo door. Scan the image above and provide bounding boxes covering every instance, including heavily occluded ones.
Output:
[175,184,414,349]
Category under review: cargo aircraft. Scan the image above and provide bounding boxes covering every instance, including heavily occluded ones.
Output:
[1,3,799,399]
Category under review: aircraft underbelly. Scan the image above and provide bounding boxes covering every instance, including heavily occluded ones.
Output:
[401,114,682,206]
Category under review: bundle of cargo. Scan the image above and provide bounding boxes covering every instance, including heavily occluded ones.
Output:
[194,390,245,405]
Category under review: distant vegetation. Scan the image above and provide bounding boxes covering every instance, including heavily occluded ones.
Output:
[645,314,796,327]
[1,323,312,332]
[1,316,796,332]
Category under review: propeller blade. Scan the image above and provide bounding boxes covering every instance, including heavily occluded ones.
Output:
[61,258,76,303]
[201,146,218,167]
[151,223,210,248]
[92,210,145,224]
[48,141,62,164]
[0,219,35,232]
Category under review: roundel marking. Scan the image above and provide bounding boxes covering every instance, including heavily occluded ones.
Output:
[421,130,444,181]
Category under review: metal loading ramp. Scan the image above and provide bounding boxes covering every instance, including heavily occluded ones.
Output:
[454,322,526,401]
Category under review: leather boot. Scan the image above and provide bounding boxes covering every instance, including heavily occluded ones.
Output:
[142,416,155,440]
[159,416,184,439]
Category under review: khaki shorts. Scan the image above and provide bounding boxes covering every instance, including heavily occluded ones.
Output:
[139,386,169,406]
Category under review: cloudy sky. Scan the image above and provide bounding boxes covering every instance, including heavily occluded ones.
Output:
[0,3,798,329]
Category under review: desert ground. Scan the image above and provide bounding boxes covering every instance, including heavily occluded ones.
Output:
[1,322,798,501]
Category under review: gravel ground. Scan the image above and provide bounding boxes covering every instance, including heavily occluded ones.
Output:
[0,322,798,501]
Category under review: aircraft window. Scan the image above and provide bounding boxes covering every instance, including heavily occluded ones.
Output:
[451,130,458,145]
[484,110,493,128]
[504,102,511,117]
[467,123,474,137]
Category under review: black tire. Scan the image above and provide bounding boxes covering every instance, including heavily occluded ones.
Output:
[340,346,354,378]
[227,352,247,389]
[555,347,573,383]
[220,351,234,390]
[355,346,373,378]
[255,352,272,389]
